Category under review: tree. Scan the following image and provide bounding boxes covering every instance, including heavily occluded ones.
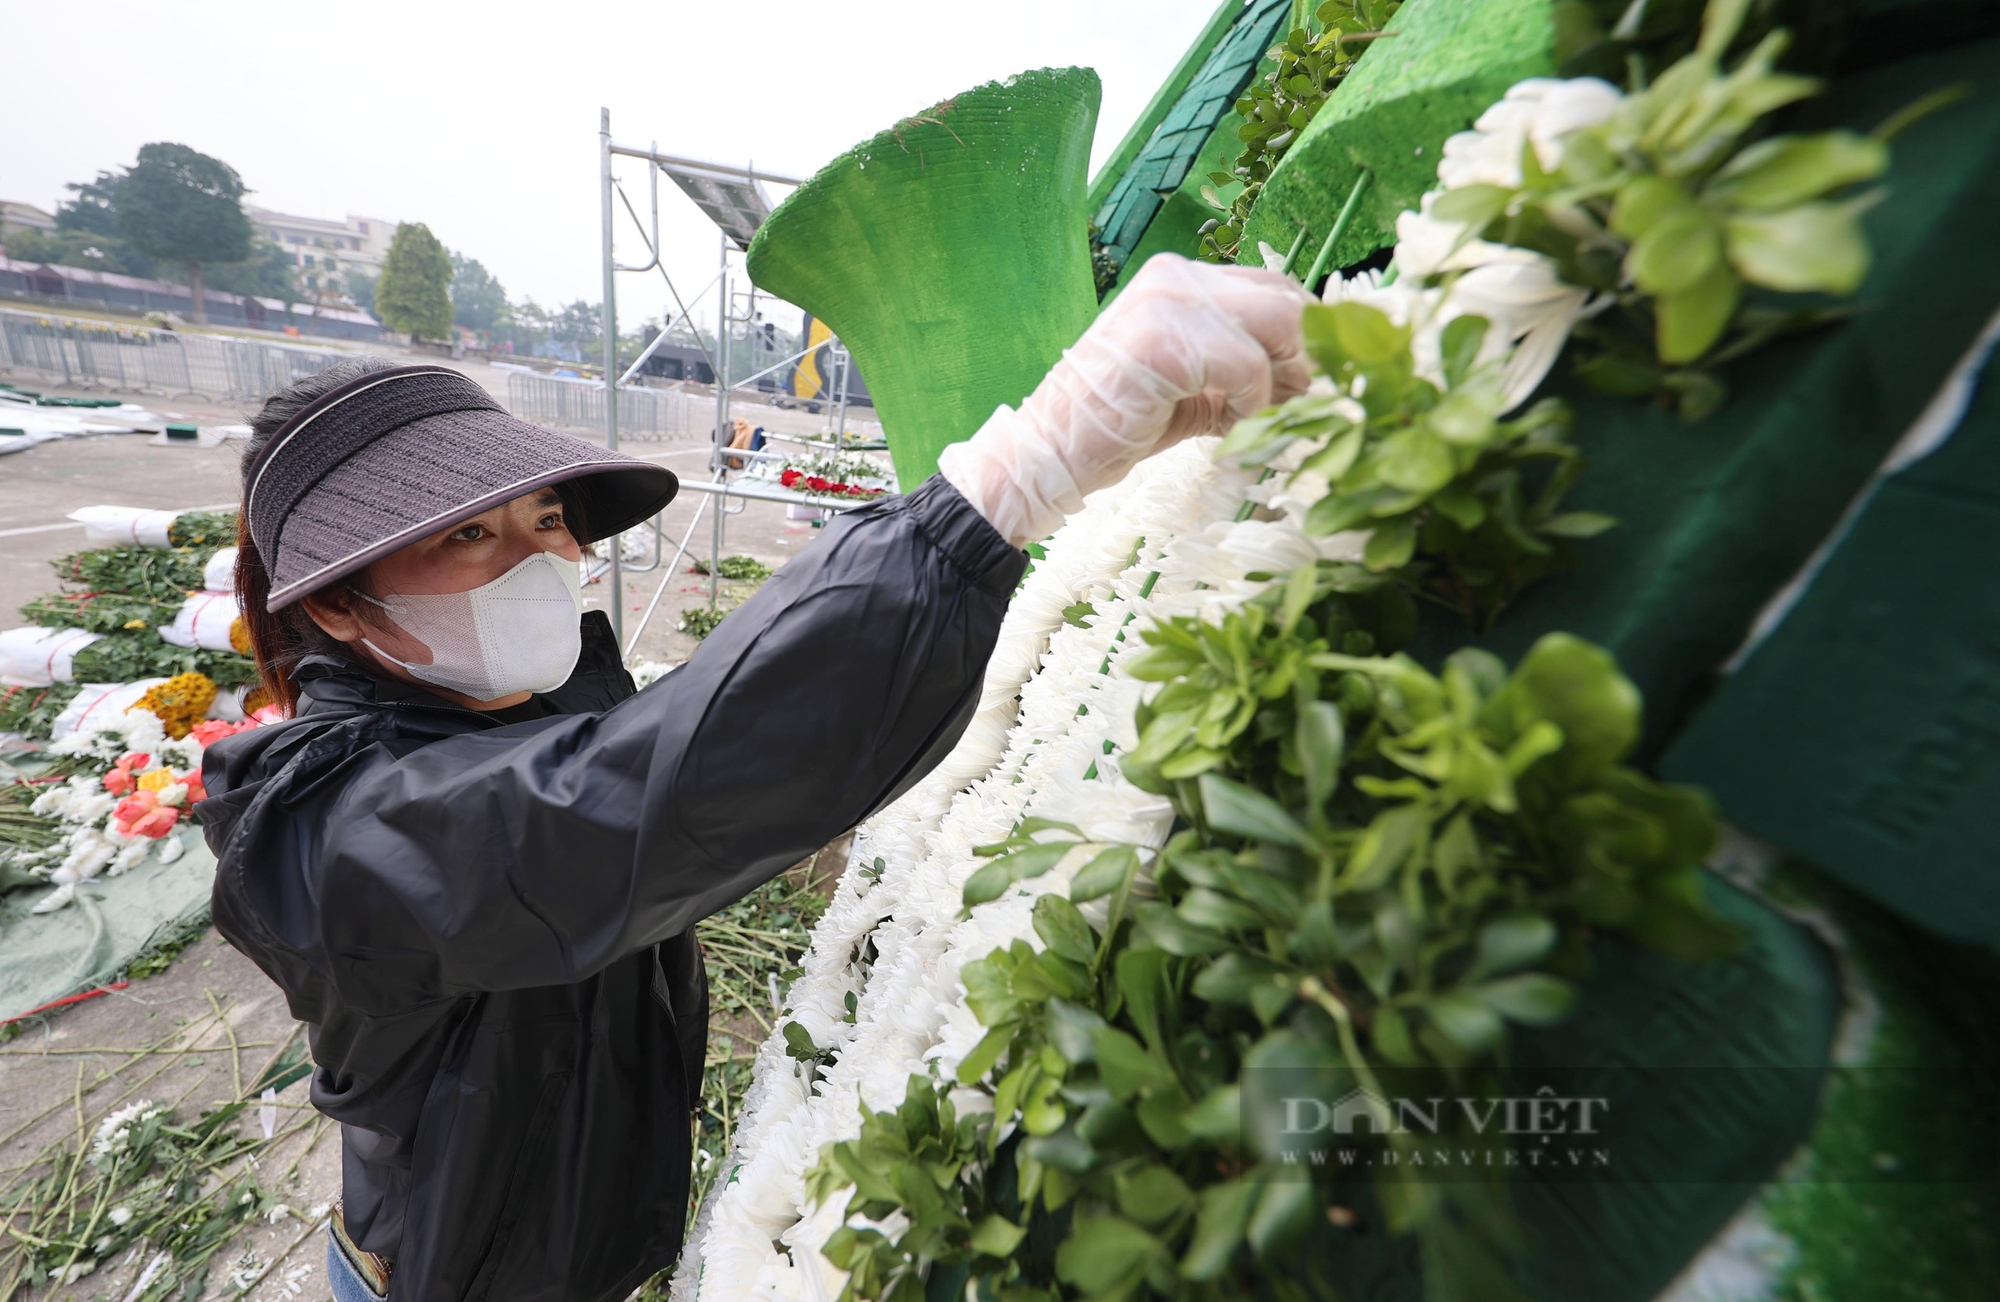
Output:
[2,226,155,279]
[345,267,378,315]
[112,143,252,324]
[55,172,126,240]
[375,222,454,340]
[204,240,301,305]
[449,251,509,333]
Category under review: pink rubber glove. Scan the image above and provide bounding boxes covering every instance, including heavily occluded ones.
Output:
[939,254,1312,546]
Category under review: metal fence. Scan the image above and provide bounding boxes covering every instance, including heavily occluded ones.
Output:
[0,307,354,402]
[505,372,703,441]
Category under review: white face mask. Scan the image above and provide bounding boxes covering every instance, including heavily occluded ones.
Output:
[361,550,584,701]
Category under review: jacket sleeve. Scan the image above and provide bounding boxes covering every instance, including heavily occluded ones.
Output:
[311,475,1026,1011]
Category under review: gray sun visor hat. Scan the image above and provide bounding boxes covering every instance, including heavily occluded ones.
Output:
[246,365,677,610]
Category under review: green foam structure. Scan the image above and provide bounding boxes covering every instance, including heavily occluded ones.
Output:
[1240,0,1557,272]
[745,68,1102,491]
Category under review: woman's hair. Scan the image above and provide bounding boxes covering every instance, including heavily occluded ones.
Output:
[234,357,596,713]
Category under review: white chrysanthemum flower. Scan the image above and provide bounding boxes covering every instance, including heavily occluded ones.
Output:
[1435,76,1623,190]
[90,1100,164,1160]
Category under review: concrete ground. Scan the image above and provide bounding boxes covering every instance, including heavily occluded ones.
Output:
[0,931,341,1302]
[0,356,892,1299]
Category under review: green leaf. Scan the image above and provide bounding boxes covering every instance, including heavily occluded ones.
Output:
[956,1023,1017,1083]
[1182,1084,1243,1142]
[1469,914,1556,980]
[1371,1005,1422,1066]
[970,1214,1027,1257]
[1192,952,1287,1006]
[1199,773,1312,848]
[1494,633,1642,774]
[961,859,1019,908]
[1298,425,1364,480]
[1296,700,1344,809]
[1539,511,1617,538]
[1363,518,1418,572]
[783,1021,821,1062]
[1429,183,1511,229]
[1115,947,1175,1052]
[1610,174,1696,241]
[1475,973,1576,1025]
[1343,802,1430,890]
[1377,423,1457,493]
[1427,382,1505,447]
[1440,314,1490,389]
[1705,130,1887,211]
[1278,562,1317,634]
[1247,1177,1317,1257]
[1071,844,1138,903]
[1116,1166,1193,1229]
[1182,1180,1256,1280]
[1431,485,1487,530]
[1656,260,1742,365]
[1046,996,1106,1062]
[1056,1215,1165,1295]
[1322,301,1409,365]
[1424,993,1505,1052]
[1725,200,1872,295]
[1628,209,1724,295]
[962,841,1071,907]
[1179,887,1267,933]
[1094,1026,1173,1101]
[1034,894,1097,966]
[1698,0,1754,56]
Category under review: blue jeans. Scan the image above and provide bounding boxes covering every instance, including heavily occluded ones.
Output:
[327,1231,385,1302]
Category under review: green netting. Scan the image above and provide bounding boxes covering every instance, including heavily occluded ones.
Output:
[1240,0,1557,270]
[1662,333,2000,952]
[745,68,1102,491]
[1409,36,2000,758]
[1089,0,1293,289]
[0,833,215,1024]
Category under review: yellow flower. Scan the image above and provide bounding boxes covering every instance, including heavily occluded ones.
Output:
[123,618,149,630]
[228,616,253,655]
[136,768,177,792]
[130,672,217,740]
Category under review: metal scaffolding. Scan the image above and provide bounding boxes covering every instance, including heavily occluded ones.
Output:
[596,110,877,660]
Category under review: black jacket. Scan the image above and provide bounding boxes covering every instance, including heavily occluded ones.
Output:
[199,477,1026,1302]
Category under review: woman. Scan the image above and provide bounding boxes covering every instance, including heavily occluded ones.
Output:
[200,255,1307,1302]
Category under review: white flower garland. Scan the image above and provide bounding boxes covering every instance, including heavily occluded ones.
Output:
[679,73,1633,1302]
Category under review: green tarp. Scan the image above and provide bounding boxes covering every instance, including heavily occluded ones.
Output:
[0,833,215,1024]
[1664,331,2000,952]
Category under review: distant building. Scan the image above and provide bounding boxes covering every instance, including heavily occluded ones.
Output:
[0,201,57,235]
[243,206,397,296]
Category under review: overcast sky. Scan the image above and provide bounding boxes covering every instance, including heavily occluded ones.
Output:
[4,0,1223,331]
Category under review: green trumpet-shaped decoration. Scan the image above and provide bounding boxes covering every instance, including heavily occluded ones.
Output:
[746,67,1103,490]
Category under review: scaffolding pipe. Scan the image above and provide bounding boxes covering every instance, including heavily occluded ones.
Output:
[600,108,624,648]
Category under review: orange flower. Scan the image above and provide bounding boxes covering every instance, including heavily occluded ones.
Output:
[111,789,181,838]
